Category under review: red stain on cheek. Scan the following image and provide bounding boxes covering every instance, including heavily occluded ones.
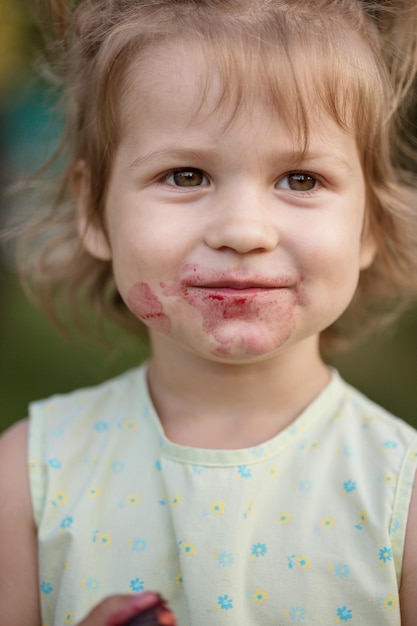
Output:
[127,282,171,333]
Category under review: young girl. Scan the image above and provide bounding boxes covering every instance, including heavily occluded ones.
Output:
[1,1,417,624]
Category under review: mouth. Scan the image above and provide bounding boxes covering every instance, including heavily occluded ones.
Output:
[160,265,303,303]
[179,268,297,291]
[188,285,284,300]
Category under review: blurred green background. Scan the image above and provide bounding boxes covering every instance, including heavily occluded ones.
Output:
[1,2,417,435]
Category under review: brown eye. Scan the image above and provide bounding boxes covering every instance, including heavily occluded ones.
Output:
[167,169,207,187]
[286,172,316,191]
[276,172,318,192]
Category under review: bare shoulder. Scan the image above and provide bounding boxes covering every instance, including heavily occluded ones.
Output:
[400,470,417,624]
[0,420,41,625]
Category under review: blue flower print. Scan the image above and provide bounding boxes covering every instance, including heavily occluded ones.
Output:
[86,578,100,592]
[60,516,74,530]
[251,543,267,558]
[237,465,252,478]
[93,421,109,433]
[342,480,357,494]
[290,607,305,621]
[40,581,54,595]
[218,551,234,566]
[334,563,350,578]
[390,519,400,535]
[337,606,353,621]
[154,460,162,471]
[383,440,398,450]
[252,446,265,458]
[111,461,125,473]
[379,547,393,563]
[218,595,233,610]
[132,538,148,553]
[192,464,205,475]
[130,578,145,592]
[47,457,62,469]
[299,480,313,493]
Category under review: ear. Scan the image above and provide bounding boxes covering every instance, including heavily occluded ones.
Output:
[359,214,377,271]
[73,160,112,261]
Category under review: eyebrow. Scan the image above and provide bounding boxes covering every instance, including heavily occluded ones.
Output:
[129,147,213,170]
[128,145,354,173]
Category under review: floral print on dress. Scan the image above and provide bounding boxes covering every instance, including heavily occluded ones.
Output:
[40,582,54,595]
[29,365,417,626]
[131,537,147,553]
[217,595,233,610]
[130,578,145,592]
[251,543,267,558]
[334,563,350,579]
[283,607,305,621]
[288,555,311,569]
[336,605,353,621]
[218,551,234,566]
[253,589,268,603]
[379,547,393,565]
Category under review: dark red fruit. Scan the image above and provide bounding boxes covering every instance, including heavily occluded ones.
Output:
[123,595,176,626]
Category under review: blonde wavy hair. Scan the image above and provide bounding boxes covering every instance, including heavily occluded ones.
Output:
[13,0,417,353]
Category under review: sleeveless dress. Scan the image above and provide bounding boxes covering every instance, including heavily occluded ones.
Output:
[28,364,417,626]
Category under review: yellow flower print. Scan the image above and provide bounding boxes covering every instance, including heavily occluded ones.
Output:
[253,589,268,603]
[171,494,183,507]
[126,493,141,506]
[278,512,292,525]
[332,410,346,420]
[321,517,336,529]
[269,464,279,477]
[307,440,320,451]
[93,532,112,546]
[121,419,138,431]
[51,490,68,506]
[384,596,397,610]
[287,554,311,569]
[175,572,184,586]
[29,459,40,473]
[363,415,377,428]
[180,541,196,556]
[409,449,417,461]
[88,486,100,498]
[210,500,225,515]
[357,511,368,529]
[64,611,74,624]
[384,473,396,486]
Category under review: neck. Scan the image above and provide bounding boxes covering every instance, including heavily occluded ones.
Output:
[147,336,330,449]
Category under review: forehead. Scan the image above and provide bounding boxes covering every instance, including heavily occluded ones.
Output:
[116,17,381,144]
[116,39,361,172]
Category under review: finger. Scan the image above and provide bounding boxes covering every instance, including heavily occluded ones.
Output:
[77,592,160,626]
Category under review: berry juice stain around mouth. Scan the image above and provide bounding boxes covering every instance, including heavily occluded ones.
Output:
[127,282,171,332]
[161,265,308,356]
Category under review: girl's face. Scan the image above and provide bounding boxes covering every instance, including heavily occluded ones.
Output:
[80,41,376,364]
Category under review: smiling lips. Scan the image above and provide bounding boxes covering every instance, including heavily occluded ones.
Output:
[165,265,300,297]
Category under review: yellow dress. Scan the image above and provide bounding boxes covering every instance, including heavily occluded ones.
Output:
[28,364,417,625]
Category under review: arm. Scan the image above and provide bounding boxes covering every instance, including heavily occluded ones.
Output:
[0,421,174,626]
[0,419,41,625]
[400,470,417,625]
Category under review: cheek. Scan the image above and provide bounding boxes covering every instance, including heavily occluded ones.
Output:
[127,282,172,333]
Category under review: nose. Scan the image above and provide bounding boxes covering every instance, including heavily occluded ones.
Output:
[204,186,279,254]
